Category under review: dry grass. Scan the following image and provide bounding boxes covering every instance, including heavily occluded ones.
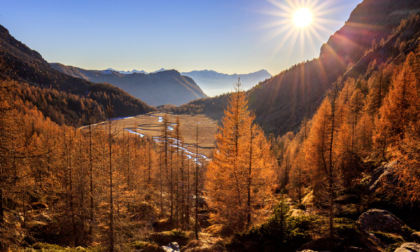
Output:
[83,112,218,158]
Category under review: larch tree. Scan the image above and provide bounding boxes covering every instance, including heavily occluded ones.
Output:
[375,53,418,153]
[205,81,277,233]
[375,52,419,204]
[304,84,341,249]
[0,80,28,249]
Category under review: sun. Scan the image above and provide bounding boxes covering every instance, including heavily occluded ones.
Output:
[261,0,338,60]
[293,8,312,28]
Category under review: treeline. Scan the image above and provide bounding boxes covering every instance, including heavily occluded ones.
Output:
[0,79,203,251]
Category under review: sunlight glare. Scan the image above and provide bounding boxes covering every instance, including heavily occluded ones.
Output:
[293,8,312,28]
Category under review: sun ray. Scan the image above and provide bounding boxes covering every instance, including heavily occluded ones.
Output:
[261,0,344,66]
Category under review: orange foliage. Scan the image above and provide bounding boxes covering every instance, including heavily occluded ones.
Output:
[205,84,277,233]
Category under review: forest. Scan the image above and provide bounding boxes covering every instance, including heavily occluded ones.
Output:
[0,2,419,252]
[1,40,419,251]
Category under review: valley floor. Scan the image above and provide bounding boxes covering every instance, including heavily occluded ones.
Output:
[81,112,218,158]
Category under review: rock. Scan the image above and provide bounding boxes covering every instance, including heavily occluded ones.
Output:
[302,191,314,207]
[412,232,420,243]
[161,242,180,252]
[394,242,420,252]
[356,209,405,234]
[368,161,397,192]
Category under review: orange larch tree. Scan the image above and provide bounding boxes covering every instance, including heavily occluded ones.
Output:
[205,81,277,233]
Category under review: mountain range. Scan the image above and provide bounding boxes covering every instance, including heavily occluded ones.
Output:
[181,69,272,97]
[74,67,272,98]
[50,64,207,106]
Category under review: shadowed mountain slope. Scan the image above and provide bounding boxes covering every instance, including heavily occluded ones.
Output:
[0,25,154,125]
[51,63,207,106]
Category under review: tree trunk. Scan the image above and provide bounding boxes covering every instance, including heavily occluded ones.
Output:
[88,122,94,241]
[195,124,199,240]
[246,125,253,229]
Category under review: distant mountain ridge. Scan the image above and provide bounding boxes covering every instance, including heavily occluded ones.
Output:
[182,69,272,97]
[91,68,272,97]
[104,68,167,75]
[51,63,207,106]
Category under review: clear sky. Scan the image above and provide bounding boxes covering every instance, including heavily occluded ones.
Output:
[1,0,362,75]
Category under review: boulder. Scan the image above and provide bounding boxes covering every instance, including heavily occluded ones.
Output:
[368,161,397,192]
[356,209,405,234]
[161,242,180,252]
[394,242,420,252]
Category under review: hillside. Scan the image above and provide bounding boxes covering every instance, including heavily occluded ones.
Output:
[0,25,154,125]
[173,0,420,135]
[252,0,420,135]
[51,63,207,106]
[182,69,271,97]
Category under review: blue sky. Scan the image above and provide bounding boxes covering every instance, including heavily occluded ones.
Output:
[1,0,362,75]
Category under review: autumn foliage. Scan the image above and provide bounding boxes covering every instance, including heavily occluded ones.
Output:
[205,83,277,233]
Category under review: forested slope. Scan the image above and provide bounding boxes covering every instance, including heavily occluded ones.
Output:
[0,25,154,125]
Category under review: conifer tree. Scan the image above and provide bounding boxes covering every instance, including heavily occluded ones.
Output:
[375,53,419,203]
[304,84,340,248]
[205,81,276,233]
